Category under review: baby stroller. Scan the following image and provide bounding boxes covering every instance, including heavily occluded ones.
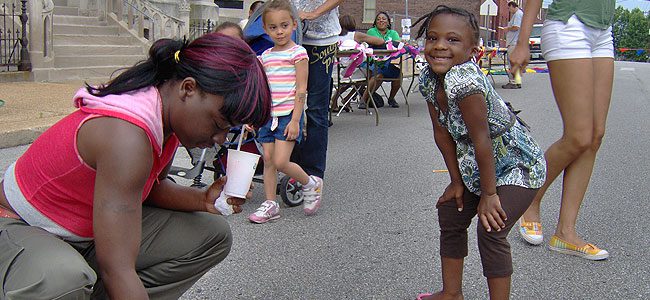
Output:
[168,126,305,207]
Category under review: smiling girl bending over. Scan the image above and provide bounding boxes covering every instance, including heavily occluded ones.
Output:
[415,6,546,300]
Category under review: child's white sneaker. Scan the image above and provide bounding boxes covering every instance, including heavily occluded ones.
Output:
[302,176,323,215]
[248,200,280,223]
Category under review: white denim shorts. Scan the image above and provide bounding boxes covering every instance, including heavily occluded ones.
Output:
[541,15,614,62]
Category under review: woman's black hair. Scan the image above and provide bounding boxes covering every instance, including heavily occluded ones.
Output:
[85,38,185,97]
[412,5,480,45]
[373,11,392,30]
[84,33,272,128]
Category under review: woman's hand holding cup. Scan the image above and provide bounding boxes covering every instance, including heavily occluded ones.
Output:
[206,176,251,215]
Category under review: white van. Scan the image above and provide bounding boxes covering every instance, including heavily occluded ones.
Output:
[529,24,543,60]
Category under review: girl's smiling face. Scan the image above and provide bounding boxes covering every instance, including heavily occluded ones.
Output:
[424,13,479,76]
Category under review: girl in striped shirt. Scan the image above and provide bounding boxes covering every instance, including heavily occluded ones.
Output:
[249,0,323,223]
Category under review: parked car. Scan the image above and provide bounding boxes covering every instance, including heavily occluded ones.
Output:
[529,23,543,60]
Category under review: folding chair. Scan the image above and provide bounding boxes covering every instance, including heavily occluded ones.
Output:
[331,47,380,126]
[331,59,366,116]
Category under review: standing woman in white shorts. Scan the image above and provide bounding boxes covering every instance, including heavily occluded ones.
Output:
[509,0,615,260]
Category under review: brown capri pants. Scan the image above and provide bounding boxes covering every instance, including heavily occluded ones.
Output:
[0,205,232,300]
[438,185,538,278]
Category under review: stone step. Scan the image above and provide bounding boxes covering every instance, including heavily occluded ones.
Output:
[53,0,81,6]
[35,66,130,82]
[53,34,139,45]
[0,71,32,83]
[54,55,144,68]
[53,6,80,16]
[54,24,120,35]
[54,44,145,56]
[53,15,107,26]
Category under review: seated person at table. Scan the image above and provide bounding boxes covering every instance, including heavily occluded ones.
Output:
[360,11,403,109]
[339,14,385,47]
[331,15,385,112]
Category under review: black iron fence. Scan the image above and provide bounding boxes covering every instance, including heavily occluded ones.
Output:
[0,0,30,72]
[188,19,214,41]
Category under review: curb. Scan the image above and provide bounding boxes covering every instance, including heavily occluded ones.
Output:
[0,126,49,149]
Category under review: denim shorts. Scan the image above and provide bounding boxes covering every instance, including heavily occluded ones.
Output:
[257,113,304,144]
[372,63,401,79]
[541,15,614,62]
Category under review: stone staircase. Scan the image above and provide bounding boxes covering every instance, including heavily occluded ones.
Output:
[34,0,148,82]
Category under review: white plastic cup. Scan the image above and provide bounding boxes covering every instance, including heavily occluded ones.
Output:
[223,149,260,198]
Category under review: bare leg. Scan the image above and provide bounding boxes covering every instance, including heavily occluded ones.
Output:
[420,257,464,300]
[330,84,345,110]
[554,57,613,246]
[388,77,402,100]
[487,276,511,300]
[361,74,383,105]
[521,58,596,224]
[261,142,278,201]
[273,140,310,185]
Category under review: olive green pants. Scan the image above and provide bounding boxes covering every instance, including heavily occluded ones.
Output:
[0,206,232,300]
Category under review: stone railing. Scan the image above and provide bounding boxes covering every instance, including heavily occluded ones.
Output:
[105,0,189,41]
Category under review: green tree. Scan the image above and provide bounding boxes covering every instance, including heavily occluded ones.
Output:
[613,7,650,62]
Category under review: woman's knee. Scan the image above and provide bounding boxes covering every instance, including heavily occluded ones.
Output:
[591,126,606,150]
[562,130,593,155]
[196,215,233,263]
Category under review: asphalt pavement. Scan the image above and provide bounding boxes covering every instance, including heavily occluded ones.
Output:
[1,61,649,299]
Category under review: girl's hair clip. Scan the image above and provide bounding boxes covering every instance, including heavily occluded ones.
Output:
[174,50,181,63]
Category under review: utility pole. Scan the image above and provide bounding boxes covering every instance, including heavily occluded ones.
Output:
[405,0,408,18]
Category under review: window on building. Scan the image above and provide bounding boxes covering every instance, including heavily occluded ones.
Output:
[363,0,376,23]
[214,0,243,9]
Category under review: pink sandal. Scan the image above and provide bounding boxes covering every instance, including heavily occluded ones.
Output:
[416,293,433,300]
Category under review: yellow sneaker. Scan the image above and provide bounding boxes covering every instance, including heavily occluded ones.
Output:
[548,235,609,260]
[518,218,543,245]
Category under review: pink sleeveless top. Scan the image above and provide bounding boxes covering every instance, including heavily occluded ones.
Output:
[13,87,179,238]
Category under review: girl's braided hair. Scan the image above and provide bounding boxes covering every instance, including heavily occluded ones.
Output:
[412,5,480,45]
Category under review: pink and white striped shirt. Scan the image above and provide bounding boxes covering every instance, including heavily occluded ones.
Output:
[259,44,308,117]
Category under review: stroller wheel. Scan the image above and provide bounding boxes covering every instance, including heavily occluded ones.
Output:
[279,175,303,207]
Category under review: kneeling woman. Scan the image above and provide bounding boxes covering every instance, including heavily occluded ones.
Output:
[0,33,271,299]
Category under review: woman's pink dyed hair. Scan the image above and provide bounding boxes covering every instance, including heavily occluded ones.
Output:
[181,32,271,127]
[86,32,271,128]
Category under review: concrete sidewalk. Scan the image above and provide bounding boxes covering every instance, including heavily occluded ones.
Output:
[0,81,86,148]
